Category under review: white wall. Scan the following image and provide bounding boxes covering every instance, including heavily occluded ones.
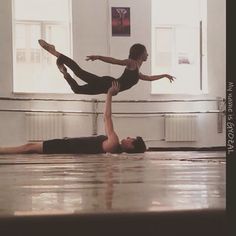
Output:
[207,0,226,97]
[0,0,226,148]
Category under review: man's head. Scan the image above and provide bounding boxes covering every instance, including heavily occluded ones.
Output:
[120,136,147,153]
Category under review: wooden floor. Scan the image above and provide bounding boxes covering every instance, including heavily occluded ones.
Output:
[0,151,226,235]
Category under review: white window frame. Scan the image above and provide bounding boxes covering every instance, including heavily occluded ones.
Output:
[12,0,73,94]
[151,0,207,95]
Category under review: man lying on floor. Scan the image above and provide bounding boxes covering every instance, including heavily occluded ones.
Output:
[0,81,146,155]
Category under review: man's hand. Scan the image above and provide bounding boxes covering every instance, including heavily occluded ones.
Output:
[108,81,120,96]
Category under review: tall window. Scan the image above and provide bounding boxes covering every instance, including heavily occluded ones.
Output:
[151,0,207,94]
[12,0,72,93]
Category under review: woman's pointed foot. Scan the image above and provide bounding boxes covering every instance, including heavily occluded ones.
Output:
[38,39,58,56]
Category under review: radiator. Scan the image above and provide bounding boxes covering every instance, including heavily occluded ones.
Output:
[165,115,198,141]
[25,112,63,141]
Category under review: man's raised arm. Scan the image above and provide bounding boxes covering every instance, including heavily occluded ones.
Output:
[102,81,120,152]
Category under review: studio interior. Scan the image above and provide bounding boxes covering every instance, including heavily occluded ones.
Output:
[0,0,226,235]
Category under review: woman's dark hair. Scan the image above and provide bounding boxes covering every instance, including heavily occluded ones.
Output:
[129,44,146,60]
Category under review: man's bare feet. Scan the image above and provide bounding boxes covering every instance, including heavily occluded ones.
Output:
[38,39,60,57]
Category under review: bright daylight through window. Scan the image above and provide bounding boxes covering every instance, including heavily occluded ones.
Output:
[151,0,207,95]
[12,0,72,93]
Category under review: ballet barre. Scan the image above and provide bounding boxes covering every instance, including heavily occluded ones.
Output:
[0,97,225,133]
[0,109,225,115]
[0,96,225,103]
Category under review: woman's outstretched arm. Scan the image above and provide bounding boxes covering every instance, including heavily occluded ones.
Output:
[86,55,136,68]
[139,72,176,83]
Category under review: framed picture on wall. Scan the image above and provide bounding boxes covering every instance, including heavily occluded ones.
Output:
[111,7,130,36]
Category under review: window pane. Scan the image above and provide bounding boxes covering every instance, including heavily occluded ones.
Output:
[45,24,71,56]
[13,0,72,93]
[155,27,173,70]
[14,0,70,21]
[151,0,206,95]
[30,25,41,48]
[152,26,200,94]
[175,27,200,92]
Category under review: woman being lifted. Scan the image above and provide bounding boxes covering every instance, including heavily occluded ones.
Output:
[38,39,175,95]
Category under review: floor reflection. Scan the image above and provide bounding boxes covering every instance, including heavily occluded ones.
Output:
[0,151,225,216]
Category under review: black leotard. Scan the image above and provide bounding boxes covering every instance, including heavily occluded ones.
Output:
[117,68,139,92]
[57,54,140,94]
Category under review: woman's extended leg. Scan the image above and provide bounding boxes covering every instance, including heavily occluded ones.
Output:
[38,39,103,84]
[62,72,112,94]
[57,63,113,94]
[0,142,43,154]
[56,54,102,84]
